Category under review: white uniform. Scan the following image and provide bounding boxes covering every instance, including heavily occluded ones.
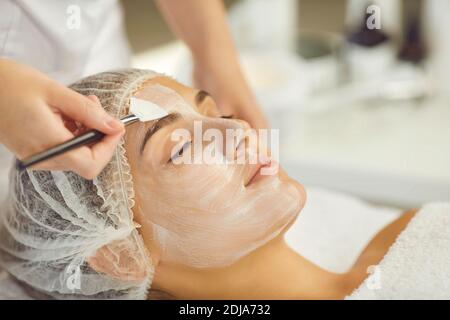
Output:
[0,0,131,200]
[0,0,130,84]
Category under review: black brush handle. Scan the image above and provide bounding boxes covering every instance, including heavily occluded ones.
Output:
[14,114,140,172]
[15,129,105,171]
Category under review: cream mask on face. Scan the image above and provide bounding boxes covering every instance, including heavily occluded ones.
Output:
[125,83,303,268]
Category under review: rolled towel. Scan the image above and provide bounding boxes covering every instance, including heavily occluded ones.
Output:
[347,202,450,299]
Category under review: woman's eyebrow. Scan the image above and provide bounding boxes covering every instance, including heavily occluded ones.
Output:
[140,112,182,154]
[195,90,210,106]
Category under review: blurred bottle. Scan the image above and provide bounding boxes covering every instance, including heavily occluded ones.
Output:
[398,18,426,64]
[343,1,400,82]
[346,0,402,37]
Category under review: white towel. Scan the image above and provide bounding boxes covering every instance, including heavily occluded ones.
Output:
[285,186,400,273]
[348,202,450,299]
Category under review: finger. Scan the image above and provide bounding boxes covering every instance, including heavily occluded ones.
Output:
[46,82,124,135]
[87,95,101,105]
[65,131,124,179]
[28,145,73,171]
[61,115,79,133]
[30,131,124,179]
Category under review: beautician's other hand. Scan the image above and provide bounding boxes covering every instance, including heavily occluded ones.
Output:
[155,0,269,129]
[0,59,125,179]
[193,59,268,129]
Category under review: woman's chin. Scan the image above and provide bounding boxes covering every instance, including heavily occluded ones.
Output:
[278,168,306,209]
[278,170,306,234]
[293,180,306,212]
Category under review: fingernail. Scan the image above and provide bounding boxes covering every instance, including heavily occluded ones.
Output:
[87,95,101,106]
[106,118,124,131]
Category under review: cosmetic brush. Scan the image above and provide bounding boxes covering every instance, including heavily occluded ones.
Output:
[15,97,168,171]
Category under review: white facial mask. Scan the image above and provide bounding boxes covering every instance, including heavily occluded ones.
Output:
[128,84,302,268]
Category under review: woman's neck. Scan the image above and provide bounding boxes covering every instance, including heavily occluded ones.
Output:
[152,235,349,299]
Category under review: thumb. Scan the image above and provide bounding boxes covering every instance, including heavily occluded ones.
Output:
[46,81,124,135]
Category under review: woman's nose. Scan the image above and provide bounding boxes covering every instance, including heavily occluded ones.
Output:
[201,117,255,163]
[227,120,260,163]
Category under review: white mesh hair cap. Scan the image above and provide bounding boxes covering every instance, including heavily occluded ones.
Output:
[0,69,161,299]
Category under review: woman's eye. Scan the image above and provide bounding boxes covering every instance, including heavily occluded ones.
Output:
[170,141,191,163]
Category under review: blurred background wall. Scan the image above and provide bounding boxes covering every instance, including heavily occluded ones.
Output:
[121,0,420,52]
[121,0,239,52]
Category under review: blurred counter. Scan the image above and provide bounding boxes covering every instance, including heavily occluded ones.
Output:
[281,98,450,208]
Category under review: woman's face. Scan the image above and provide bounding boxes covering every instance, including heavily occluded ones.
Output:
[124,77,305,268]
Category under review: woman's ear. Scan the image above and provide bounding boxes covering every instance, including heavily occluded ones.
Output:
[87,237,152,282]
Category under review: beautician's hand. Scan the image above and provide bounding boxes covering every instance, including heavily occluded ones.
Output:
[155,0,269,129]
[192,59,268,129]
[0,58,125,179]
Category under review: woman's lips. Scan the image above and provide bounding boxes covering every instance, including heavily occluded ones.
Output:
[245,161,274,186]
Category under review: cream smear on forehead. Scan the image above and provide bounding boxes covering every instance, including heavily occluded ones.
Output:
[133,84,196,116]
[129,84,301,268]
